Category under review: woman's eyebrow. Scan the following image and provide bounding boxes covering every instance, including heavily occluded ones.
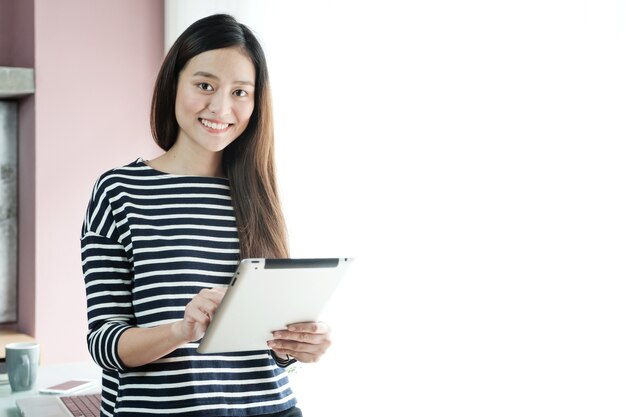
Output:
[192,71,254,86]
[192,71,218,79]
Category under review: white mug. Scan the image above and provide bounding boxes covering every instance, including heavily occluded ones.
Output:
[5,342,40,392]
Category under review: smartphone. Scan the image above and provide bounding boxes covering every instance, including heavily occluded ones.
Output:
[39,379,98,395]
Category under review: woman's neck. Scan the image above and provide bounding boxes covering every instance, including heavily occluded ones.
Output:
[148,141,225,177]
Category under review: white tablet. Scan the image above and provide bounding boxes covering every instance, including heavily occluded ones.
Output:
[196,257,353,354]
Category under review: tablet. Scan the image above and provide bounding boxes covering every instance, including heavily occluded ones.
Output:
[196,257,353,354]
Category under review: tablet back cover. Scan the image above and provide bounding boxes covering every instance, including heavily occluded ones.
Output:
[196,257,352,354]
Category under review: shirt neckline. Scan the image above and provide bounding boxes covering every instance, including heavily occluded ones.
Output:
[136,158,230,182]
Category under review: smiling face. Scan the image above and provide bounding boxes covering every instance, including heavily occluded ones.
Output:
[173,47,256,156]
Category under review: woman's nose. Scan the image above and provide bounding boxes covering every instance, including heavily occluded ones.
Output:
[207,89,231,117]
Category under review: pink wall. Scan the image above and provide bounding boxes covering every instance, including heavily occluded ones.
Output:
[28,0,164,364]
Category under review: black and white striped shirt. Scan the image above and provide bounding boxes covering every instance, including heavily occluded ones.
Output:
[81,158,296,417]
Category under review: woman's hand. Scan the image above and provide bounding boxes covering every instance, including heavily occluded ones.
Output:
[267,322,332,363]
[118,288,226,368]
[173,287,227,344]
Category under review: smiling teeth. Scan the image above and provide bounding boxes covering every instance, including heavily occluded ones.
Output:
[201,119,229,130]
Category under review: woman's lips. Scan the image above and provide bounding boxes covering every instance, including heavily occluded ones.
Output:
[199,118,232,133]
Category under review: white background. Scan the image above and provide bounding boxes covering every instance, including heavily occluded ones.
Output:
[166,1,626,415]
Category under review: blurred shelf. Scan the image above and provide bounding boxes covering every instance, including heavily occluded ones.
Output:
[0,331,35,359]
[0,67,35,99]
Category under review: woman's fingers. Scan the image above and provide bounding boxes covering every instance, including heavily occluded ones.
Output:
[179,287,228,342]
[268,321,332,363]
[268,335,331,353]
[271,330,326,344]
[198,287,227,306]
[284,321,330,335]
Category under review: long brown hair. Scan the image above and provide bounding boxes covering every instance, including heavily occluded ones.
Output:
[150,14,288,259]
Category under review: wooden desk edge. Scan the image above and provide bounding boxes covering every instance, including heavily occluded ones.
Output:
[0,332,36,359]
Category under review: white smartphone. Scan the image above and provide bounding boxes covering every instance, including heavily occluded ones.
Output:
[39,379,98,395]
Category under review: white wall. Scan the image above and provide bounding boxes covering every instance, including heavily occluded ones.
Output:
[166,1,626,415]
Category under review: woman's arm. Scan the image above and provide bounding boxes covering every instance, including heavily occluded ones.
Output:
[117,288,226,368]
[116,323,184,368]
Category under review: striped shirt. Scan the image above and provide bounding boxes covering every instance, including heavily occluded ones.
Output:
[80,158,296,417]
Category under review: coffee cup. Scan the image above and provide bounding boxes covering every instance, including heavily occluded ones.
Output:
[5,342,39,392]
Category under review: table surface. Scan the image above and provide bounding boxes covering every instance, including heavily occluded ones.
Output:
[0,361,102,417]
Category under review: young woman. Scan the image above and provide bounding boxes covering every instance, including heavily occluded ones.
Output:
[81,14,331,417]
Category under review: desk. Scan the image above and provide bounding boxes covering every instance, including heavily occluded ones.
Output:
[0,361,101,417]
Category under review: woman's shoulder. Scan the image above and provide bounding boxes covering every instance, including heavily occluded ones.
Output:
[100,157,151,176]
[90,157,232,200]
[90,158,154,193]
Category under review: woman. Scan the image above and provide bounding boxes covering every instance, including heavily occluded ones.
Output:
[81,14,330,417]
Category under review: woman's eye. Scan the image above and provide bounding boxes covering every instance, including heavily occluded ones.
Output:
[198,83,213,91]
[233,89,248,97]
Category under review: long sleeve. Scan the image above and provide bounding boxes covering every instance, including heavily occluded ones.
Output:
[81,175,134,371]
[270,350,297,368]
[81,232,134,370]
